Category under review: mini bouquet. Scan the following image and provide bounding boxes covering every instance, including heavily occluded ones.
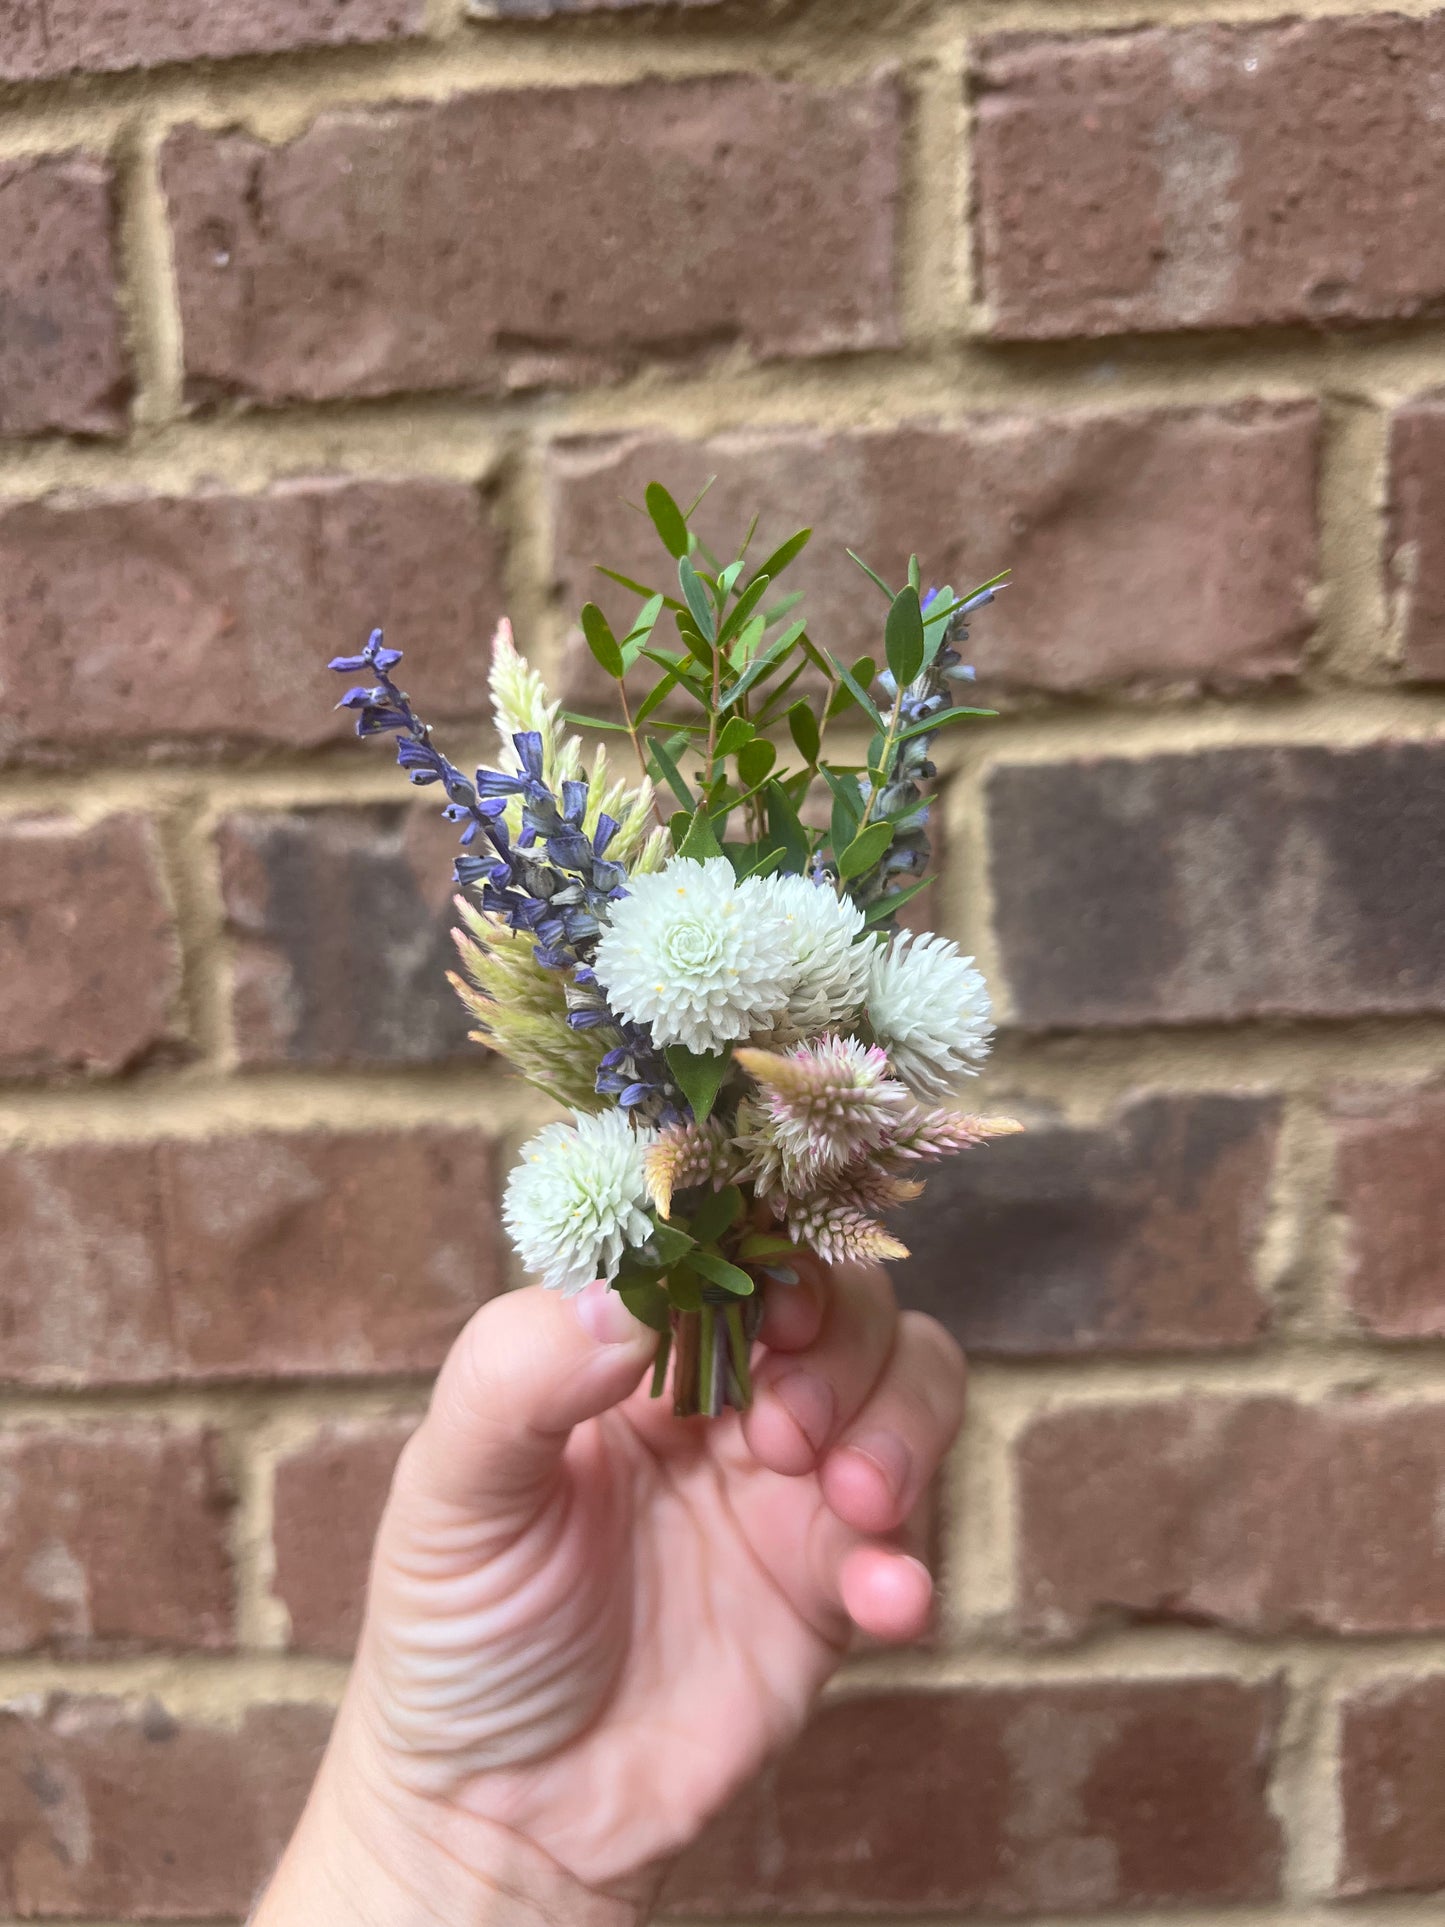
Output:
[330,484,1019,1417]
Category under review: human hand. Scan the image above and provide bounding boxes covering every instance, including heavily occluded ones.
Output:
[256,1259,965,1926]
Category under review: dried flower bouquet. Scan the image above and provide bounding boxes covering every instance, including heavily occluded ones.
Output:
[330,483,1019,1417]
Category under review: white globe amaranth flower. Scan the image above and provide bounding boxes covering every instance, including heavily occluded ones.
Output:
[503,1110,656,1295]
[867,930,994,1098]
[593,857,794,1054]
[753,872,874,1039]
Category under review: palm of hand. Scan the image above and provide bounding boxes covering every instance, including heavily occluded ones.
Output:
[352,1269,959,1895]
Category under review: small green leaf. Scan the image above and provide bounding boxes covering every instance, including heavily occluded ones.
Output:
[633,666,684,727]
[828,652,884,728]
[596,563,683,612]
[716,622,805,712]
[621,593,666,668]
[863,879,929,924]
[737,1230,799,1262]
[674,617,716,674]
[846,548,895,601]
[763,778,810,874]
[787,700,820,765]
[718,560,744,598]
[838,821,894,880]
[896,704,997,741]
[907,553,922,593]
[747,527,812,590]
[736,738,777,788]
[763,590,805,628]
[678,557,717,644]
[716,716,757,758]
[667,1266,704,1313]
[645,481,691,560]
[664,1042,730,1124]
[688,1184,744,1245]
[617,1281,671,1332]
[885,584,926,689]
[560,710,631,733]
[648,1221,698,1266]
[742,845,787,879]
[689,1249,756,1297]
[648,736,695,811]
[822,765,864,855]
[580,602,624,679]
[716,572,771,648]
[676,804,725,864]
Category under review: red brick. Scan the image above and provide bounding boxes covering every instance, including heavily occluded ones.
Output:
[0,155,127,438]
[1021,1399,1445,1639]
[0,1128,498,1388]
[988,743,1445,1028]
[0,480,502,760]
[0,1695,328,1917]
[220,805,472,1069]
[272,1418,416,1656]
[0,815,182,1077]
[1386,401,1445,681]
[895,1094,1276,1356]
[1340,1677,1445,1896]
[975,19,1445,340]
[162,78,901,407]
[1333,1087,1445,1340]
[0,1425,233,1655]
[551,410,1317,701]
[664,1680,1283,1914]
[1,0,423,79]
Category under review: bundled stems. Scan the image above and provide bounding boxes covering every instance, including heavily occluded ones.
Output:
[665,1293,762,1418]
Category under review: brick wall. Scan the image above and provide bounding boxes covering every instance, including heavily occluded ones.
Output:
[1,0,1444,1919]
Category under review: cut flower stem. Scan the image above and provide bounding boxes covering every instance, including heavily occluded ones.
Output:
[662,1293,762,1418]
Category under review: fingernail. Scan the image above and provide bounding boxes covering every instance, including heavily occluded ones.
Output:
[772,1370,835,1453]
[574,1280,644,1346]
[845,1429,912,1498]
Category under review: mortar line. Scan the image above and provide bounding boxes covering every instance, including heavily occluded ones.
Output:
[111,113,185,429]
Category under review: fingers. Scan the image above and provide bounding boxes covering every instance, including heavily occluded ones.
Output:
[838,1546,936,1643]
[395,1282,655,1521]
[754,1249,828,1354]
[819,1311,966,1537]
[744,1261,896,1477]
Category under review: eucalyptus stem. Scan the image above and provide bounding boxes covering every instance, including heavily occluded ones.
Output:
[697,1304,719,1418]
[858,679,907,833]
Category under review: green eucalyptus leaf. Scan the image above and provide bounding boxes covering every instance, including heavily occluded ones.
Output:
[580,602,625,679]
[648,1221,698,1267]
[688,1184,744,1245]
[763,778,810,874]
[763,590,805,628]
[595,563,684,613]
[863,879,929,924]
[560,710,632,733]
[885,584,926,689]
[716,716,757,758]
[787,700,821,765]
[828,652,884,728]
[896,704,997,740]
[689,1249,755,1297]
[648,736,695,811]
[617,1280,672,1332]
[667,1265,705,1313]
[749,527,812,589]
[645,481,691,560]
[838,821,894,880]
[676,803,725,864]
[718,560,744,598]
[846,548,895,601]
[736,738,777,788]
[737,1230,799,1262]
[664,1042,730,1123]
[907,553,922,593]
[716,572,771,649]
[678,558,717,644]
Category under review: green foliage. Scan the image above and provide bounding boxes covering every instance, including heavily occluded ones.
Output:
[579,481,1003,917]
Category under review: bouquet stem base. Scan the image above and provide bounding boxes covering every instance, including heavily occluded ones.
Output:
[655,1299,761,1418]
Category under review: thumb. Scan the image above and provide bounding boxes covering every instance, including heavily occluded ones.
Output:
[396,1282,656,1520]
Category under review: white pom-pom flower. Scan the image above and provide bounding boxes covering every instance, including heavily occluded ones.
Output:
[593,857,794,1054]
[503,1110,655,1295]
[867,930,993,1097]
[754,872,873,1039]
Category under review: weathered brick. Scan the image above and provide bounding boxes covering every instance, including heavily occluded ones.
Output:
[975,18,1445,339]
[0,0,423,79]
[1386,400,1445,681]
[552,410,1317,701]
[895,1094,1276,1356]
[272,1418,416,1656]
[0,814,182,1078]
[988,744,1445,1028]
[163,78,901,407]
[0,1695,329,1917]
[0,155,128,439]
[1340,1677,1445,1896]
[474,0,720,10]
[0,480,502,760]
[1333,1087,1445,1340]
[1020,1399,1445,1639]
[664,1680,1283,1914]
[0,1128,497,1387]
[0,1425,233,1655]
[220,806,472,1068]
